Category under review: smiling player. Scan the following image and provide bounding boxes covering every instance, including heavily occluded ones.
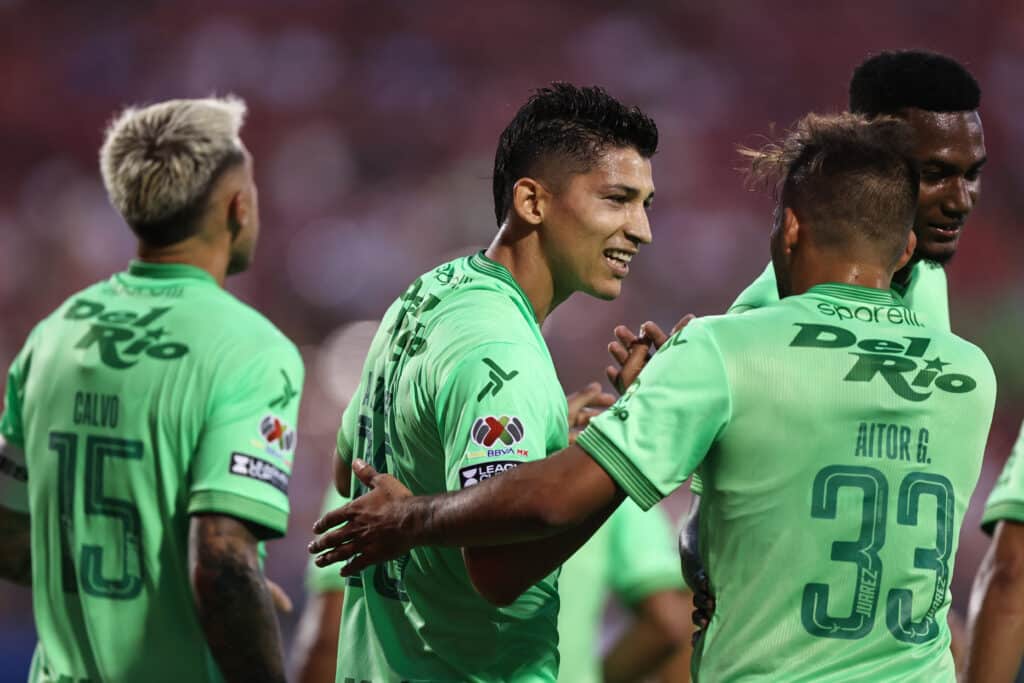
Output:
[319,83,658,682]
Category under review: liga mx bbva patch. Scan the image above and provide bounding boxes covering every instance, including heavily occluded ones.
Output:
[250,413,297,465]
[465,415,529,459]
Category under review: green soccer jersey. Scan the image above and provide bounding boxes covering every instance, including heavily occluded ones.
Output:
[577,283,995,682]
[0,261,304,683]
[729,260,951,330]
[306,484,350,595]
[689,259,952,497]
[334,252,568,682]
[557,500,684,683]
[981,421,1024,534]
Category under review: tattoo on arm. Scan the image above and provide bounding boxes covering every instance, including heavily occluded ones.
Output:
[0,505,31,586]
[189,514,285,683]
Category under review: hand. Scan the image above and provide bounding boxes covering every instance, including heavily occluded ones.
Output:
[265,577,293,614]
[308,459,414,577]
[690,569,715,645]
[566,382,617,444]
[606,315,695,394]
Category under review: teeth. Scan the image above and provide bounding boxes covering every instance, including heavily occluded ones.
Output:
[605,249,633,263]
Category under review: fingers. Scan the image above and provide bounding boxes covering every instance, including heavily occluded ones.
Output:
[312,504,354,534]
[608,340,629,366]
[639,321,669,349]
[566,382,604,415]
[614,325,639,348]
[352,458,379,487]
[617,338,653,392]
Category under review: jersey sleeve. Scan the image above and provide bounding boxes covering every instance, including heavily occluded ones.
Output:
[982,420,1024,534]
[609,500,686,603]
[576,319,731,510]
[0,342,31,514]
[188,340,305,539]
[436,341,565,493]
[305,484,351,594]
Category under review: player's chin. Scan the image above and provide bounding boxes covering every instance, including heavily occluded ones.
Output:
[587,278,623,301]
[917,237,958,266]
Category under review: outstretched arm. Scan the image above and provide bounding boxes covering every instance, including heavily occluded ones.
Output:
[190,514,286,683]
[310,444,622,577]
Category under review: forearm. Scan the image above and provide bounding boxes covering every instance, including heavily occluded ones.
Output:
[190,515,285,683]
[0,505,31,586]
[604,591,692,683]
[409,445,620,548]
[966,522,1024,682]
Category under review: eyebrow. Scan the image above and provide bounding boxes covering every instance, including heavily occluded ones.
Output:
[602,184,656,201]
[920,156,987,174]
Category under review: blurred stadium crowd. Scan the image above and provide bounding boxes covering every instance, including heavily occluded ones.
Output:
[1,0,1023,678]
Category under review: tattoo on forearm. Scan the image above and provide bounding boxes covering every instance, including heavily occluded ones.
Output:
[191,516,285,683]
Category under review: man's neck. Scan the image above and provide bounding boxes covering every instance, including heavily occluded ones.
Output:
[484,225,564,324]
[137,238,229,287]
[891,256,919,289]
[789,259,893,297]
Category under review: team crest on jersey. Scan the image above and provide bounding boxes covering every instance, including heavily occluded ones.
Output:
[466,415,529,459]
[459,461,519,488]
[789,323,978,402]
[250,413,296,464]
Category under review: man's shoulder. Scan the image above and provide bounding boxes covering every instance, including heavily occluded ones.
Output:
[728,262,778,313]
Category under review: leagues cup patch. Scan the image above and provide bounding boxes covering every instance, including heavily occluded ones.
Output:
[459,461,519,488]
[466,415,529,459]
[229,452,289,494]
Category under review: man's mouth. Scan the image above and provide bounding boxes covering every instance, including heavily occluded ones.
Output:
[927,223,963,241]
[604,248,634,276]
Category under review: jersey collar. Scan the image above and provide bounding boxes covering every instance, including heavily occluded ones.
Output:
[467,251,534,312]
[126,260,217,284]
[806,283,903,307]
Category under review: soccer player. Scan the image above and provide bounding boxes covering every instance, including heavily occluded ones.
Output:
[966,421,1024,681]
[313,83,657,682]
[311,112,997,681]
[728,49,984,326]
[0,97,303,683]
[648,49,987,627]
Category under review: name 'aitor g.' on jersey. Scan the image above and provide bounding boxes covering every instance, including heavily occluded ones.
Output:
[577,283,995,682]
[335,252,568,683]
[0,261,304,683]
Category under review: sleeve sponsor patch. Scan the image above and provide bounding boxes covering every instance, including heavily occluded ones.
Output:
[229,452,289,494]
[465,415,529,459]
[459,461,519,488]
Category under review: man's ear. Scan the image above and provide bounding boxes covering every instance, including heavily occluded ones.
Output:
[511,178,547,226]
[781,206,801,254]
[226,190,246,240]
[894,229,917,272]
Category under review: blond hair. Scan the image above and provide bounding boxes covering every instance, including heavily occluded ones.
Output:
[100,96,247,245]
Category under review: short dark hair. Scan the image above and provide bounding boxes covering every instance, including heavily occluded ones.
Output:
[849,50,981,116]
[492,83,658,226]
[744,113,920,266]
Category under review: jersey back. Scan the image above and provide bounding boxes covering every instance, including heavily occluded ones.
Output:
[729,261,950,330]
[0,261,303,683]
[579,284,995,681]
[335,253,568,682]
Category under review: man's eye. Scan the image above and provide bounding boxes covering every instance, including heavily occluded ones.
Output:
[606,196,628,204]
